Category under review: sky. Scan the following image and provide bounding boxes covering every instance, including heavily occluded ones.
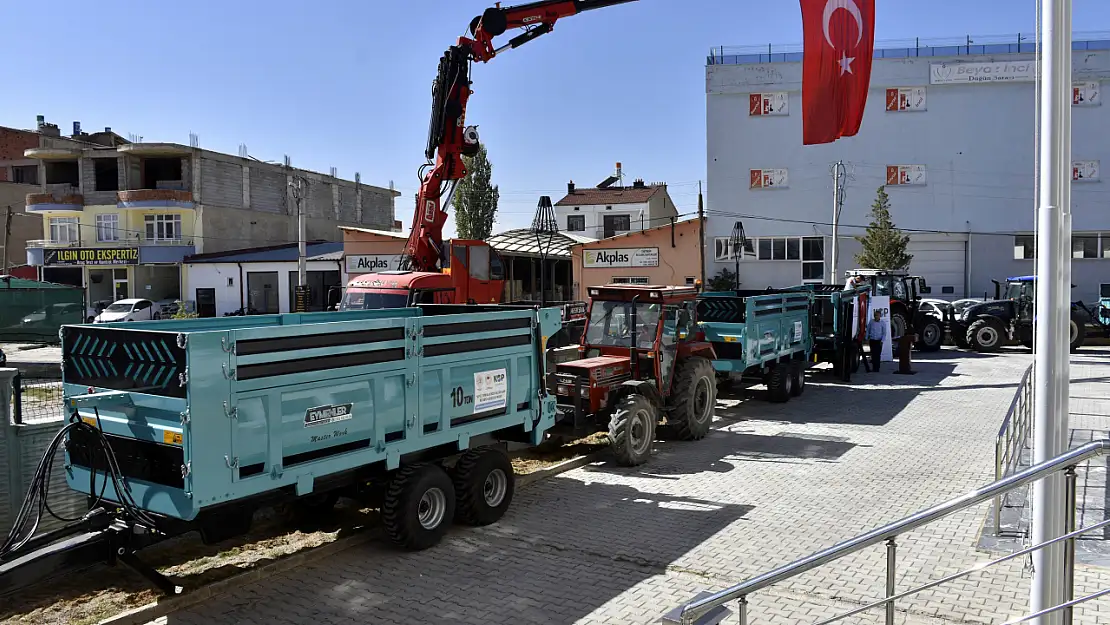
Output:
[2,0,1108,243]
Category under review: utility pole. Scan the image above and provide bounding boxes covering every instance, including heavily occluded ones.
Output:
[697,181,706,290]
[830,161,844,284]
[288,174,308,312]
[2,206,11,275]
[1030,0,1072,622]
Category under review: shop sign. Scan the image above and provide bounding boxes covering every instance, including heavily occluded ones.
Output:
[345,254,400,273]
[930,61,1036,85]
[583,248,659,268]
[44,247,139,266]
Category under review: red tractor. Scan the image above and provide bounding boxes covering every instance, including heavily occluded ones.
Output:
[551,285,718,466]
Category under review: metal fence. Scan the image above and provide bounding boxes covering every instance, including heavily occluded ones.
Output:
[0,369,84,539]
[994,363,1035,534]
[12,374,66,424]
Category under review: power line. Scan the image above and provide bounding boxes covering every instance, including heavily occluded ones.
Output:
[703,209,1032,238]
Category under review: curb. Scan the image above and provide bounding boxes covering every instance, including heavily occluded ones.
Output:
[99,451,603,625]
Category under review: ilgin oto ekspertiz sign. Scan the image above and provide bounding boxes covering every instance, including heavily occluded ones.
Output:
[44,247,140,266]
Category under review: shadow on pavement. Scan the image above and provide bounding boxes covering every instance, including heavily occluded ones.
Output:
[157,478,755,625]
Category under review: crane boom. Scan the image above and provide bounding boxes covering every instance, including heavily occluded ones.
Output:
[400,0,637,272]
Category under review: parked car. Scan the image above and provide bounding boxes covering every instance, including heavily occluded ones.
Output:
[20,302,97,326]
[93,298,160,323]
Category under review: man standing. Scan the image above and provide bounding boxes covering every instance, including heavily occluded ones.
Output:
[867,309,886,373]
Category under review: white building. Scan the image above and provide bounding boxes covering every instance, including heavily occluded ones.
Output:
[182,242,345,317]
[555,174,678,240]
[706,33,1110,301]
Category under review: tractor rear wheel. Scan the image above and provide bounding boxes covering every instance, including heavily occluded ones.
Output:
[767,363,793,403]
[915,319,943,352]
[1070,318,1086,352]
[668,356,716,441]
[608,394,657,466]
[967,318,1005,353]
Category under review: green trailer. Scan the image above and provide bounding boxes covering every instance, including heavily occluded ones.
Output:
[782,283,870,381]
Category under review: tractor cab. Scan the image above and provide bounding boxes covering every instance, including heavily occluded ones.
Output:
[844,268,944,351]
[551,284,716,466]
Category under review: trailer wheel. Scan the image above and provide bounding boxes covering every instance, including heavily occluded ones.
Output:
[767,364,793,403]
[967,318,1005,353]
[608,394,656,466]
[382,463,456,551]
[668,356,716,441]
[789,361,806,397]
[451,447,515,526]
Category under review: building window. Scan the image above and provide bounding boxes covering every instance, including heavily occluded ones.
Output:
[612,276,649,285]
[567,215,585,232]
[49,217,79,243]
[713,237,754,261]
[1103,236,1110,259]
[11,165,38,184]
[801,236,824,282]
[145,214,182,241]
[942,286,955,294]
[602,214,630,238]
[96,214,120,242]
[1072,234,1100,259]
[685,276,696,286]
[1014,235,1035,260]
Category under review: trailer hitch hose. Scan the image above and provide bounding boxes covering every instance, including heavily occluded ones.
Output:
[0,409,161,561]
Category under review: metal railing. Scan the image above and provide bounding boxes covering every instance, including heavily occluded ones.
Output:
[664,439,1110,625]
[995,362,1035,533]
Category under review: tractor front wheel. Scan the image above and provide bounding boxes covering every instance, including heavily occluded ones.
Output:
[608,394,657,466]
[1070,318,1086,352]
[668,356,716,441]
[967,318,1005,353]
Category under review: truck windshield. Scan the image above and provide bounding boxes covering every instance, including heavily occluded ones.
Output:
[1005,282,1027,300]
[584,301,662,349]
[340,289,409,310]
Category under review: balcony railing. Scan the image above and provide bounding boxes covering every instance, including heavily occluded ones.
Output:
[116,189,195,209]
[26,239,80,248]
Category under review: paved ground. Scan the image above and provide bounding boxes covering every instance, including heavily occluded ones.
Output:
[135,348,1108,624]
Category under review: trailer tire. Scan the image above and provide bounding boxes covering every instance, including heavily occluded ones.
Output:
[668,356,715,441]
[767,364,792,403]
[967,318,1005,353]
[451,447,515,526]
[382,463,456,551]
[608,394,656,466]
[789,361,806,397]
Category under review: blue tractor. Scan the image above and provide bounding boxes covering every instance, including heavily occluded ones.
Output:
[950,275,1087,353]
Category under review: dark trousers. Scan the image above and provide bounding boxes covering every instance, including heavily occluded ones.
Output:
[869,340,884,371]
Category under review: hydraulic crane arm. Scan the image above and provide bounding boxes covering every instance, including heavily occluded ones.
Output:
[401,0,637,272]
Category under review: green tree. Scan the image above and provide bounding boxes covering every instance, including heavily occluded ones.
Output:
[707,267,738,291]
[854,185,912,270]
[454,144,500,240]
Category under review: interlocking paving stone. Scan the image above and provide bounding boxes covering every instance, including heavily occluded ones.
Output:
[153,348,1110,625]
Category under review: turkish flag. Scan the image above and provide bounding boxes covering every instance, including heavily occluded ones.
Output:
[800,0,876,145]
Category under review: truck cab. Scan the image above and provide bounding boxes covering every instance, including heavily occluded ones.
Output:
[552,284,716,466]
[340,240,505,310]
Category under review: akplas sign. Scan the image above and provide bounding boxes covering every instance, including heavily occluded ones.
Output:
[582,247,659,268]
[930,61,1036,85]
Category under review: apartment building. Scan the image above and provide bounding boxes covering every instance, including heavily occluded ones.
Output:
[0,115,399,307]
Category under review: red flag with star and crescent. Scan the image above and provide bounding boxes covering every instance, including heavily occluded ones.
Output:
[800,0,876,145]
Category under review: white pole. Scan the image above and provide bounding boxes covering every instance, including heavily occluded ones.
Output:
[831,161,841,283]
[1030,0,1070,621]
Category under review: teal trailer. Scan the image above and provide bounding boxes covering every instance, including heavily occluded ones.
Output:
[695,289,813,402]
[782,283,870,381]
[0,304,561,595]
